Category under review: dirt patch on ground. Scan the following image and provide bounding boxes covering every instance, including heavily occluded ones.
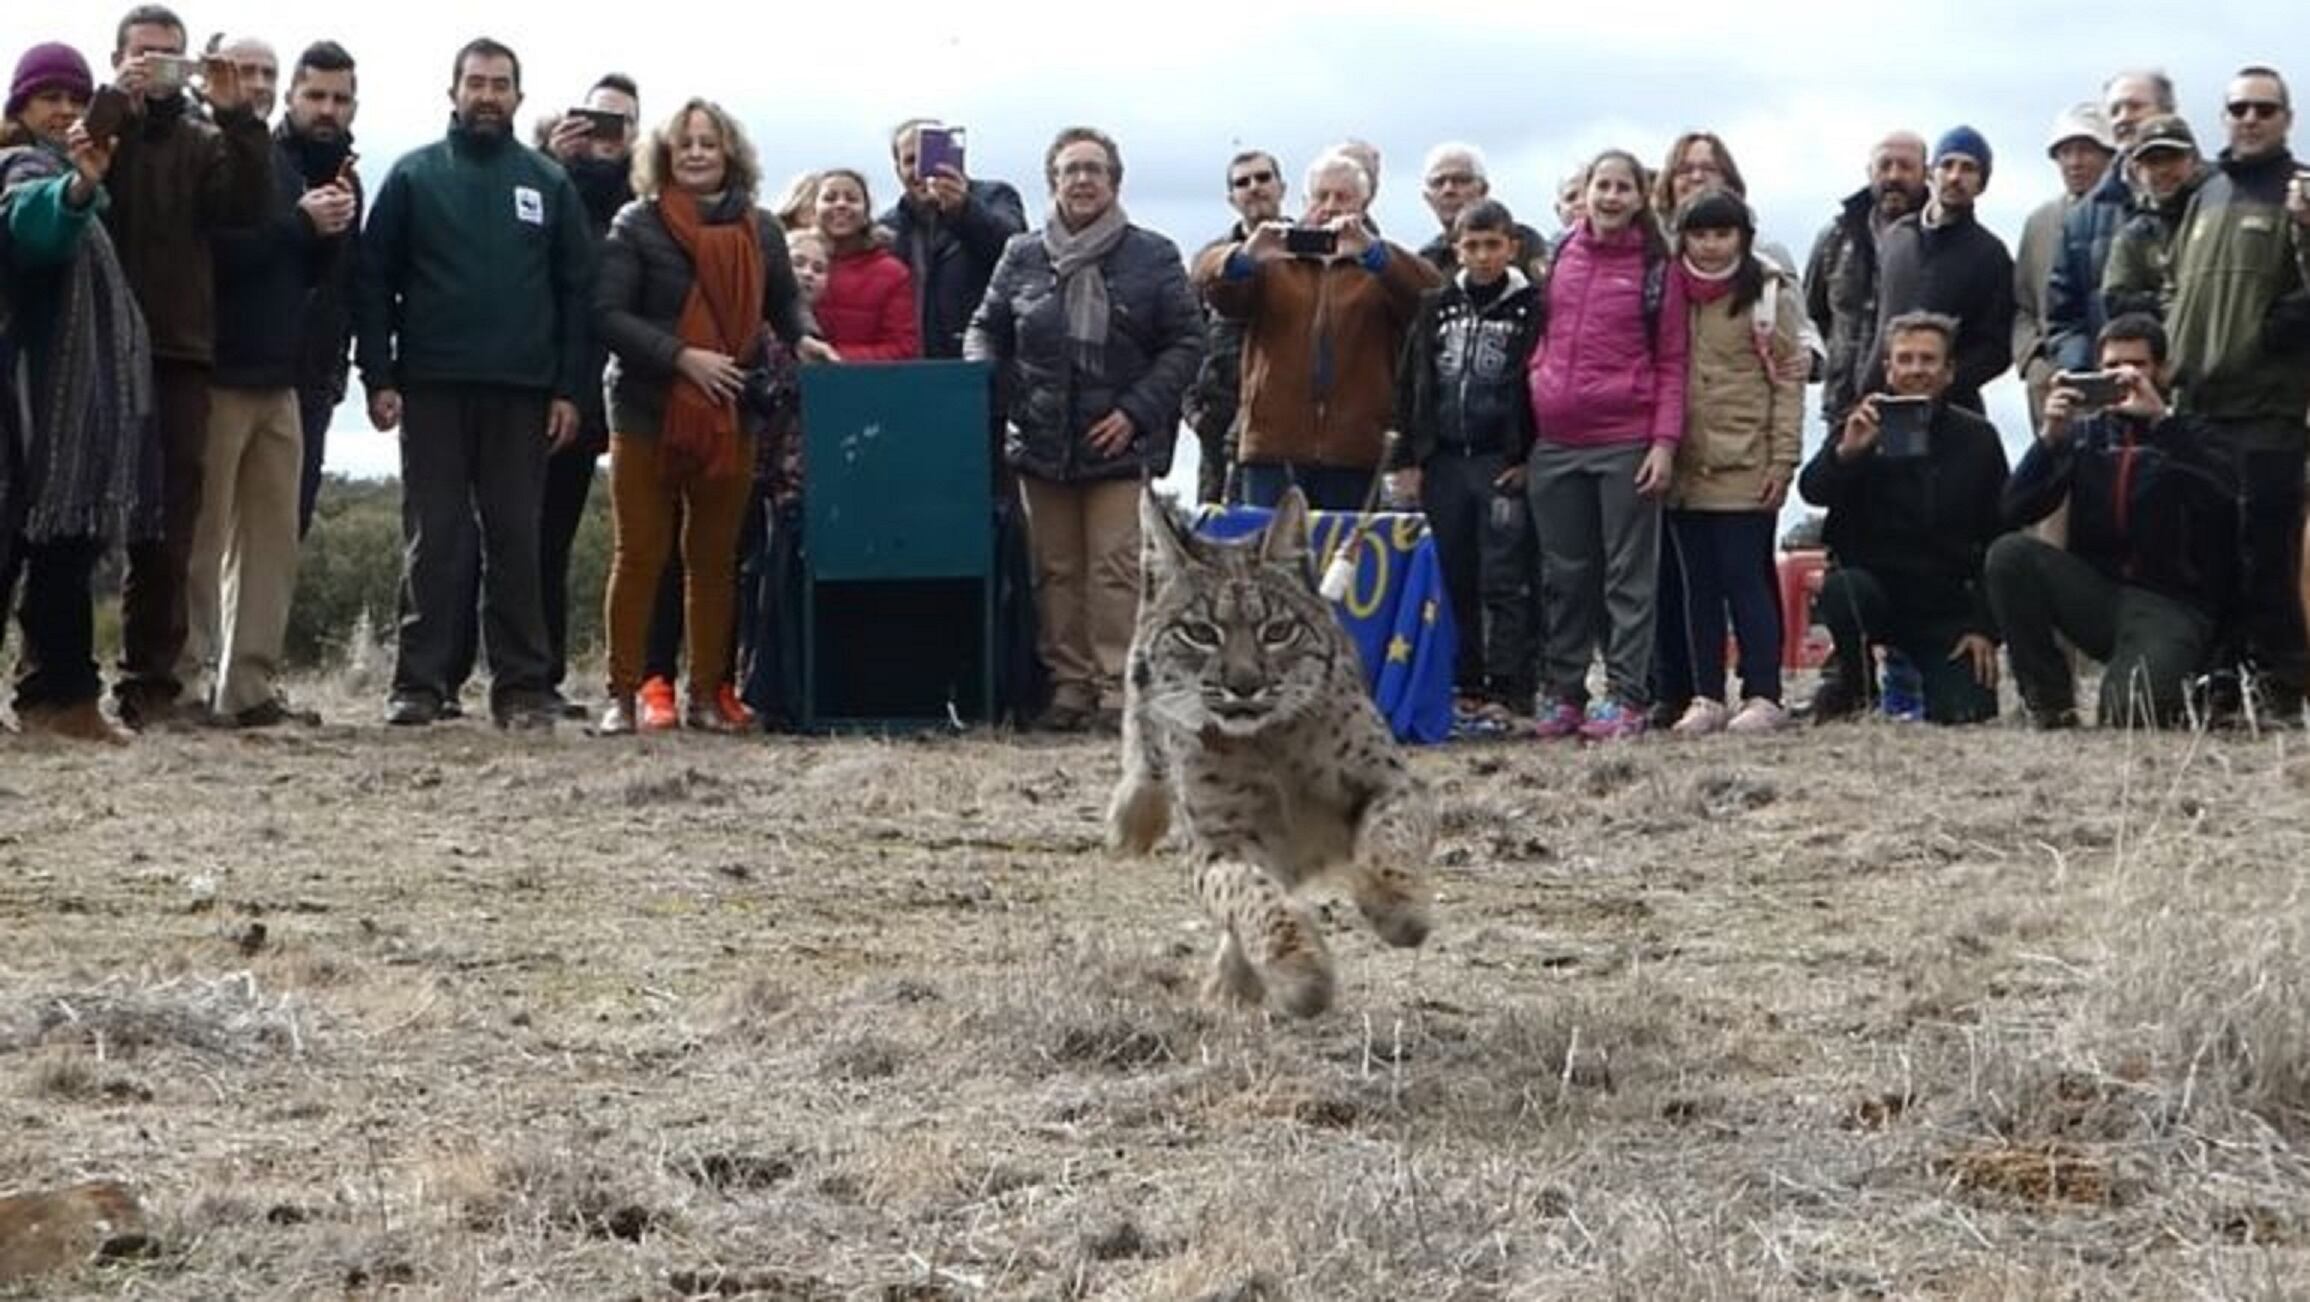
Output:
[3,685,2309,1296]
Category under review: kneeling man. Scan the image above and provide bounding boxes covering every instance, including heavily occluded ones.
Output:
[1988,313,2236,727]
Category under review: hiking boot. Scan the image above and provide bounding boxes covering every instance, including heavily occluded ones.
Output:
[637,675,679,731]
[1725,697,1790,734]
[20,700,129,745]
[1671,698,1729,736]
[1578,697,1649,742]
[1532,697,1584,740]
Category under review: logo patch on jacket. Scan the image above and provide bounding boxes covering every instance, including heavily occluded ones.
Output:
[514,186,544,225]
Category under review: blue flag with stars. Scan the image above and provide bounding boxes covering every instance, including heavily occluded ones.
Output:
[1194,507,1457,745]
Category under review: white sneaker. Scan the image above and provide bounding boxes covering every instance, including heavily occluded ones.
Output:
[1671,698,1729,735]
[1725,697,1789,734]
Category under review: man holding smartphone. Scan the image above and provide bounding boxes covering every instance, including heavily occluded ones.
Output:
[101,2,273,730]
[881,118,1025,360]
[1182,149,1287,503]
[1797,311,2009,724]
[1192,151,1440,510]
[1988,314,2237,728]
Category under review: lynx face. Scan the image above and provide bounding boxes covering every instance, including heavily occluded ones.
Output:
[1133,491,1342,738]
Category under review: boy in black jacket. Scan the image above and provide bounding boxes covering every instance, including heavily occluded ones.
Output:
[1988,314,2237,727]
[1390,200,1542,727]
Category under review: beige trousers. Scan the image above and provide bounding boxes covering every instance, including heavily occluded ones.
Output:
[182,386,304,715]
[1019,476,1141,712]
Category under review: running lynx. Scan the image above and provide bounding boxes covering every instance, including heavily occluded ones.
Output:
[1107,488,1435,1018]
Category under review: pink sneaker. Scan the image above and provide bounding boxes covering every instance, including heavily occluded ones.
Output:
[1577,698,1649,742]
[1671,698,1729,735]
[1532,699,1584,740]
[1724,697,1789,734]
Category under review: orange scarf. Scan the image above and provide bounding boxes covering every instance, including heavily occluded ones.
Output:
[657,190,765,482]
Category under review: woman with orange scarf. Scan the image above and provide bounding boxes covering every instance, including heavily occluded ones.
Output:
[595,99,821,733]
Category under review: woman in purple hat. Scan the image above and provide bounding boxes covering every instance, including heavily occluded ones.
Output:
[0,41,158,742]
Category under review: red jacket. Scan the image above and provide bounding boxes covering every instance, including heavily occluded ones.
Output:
[818,246,920,360]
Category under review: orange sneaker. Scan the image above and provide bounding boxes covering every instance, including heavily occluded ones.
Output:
[637,675,679,731]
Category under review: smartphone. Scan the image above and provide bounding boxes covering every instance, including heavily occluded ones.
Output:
[571,107,627,141]
[143,53,198,92]
[80,85,133,141]
[2061,370,2125,411]
[1284,226,1341,258]
[334,151,360,190]
[1874,395,1932,459]
[916,126,965,181]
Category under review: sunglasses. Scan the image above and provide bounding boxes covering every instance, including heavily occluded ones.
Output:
[1229,169,1276,189]
[2227,99,2287,121]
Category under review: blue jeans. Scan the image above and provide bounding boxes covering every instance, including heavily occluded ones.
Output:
[1237,462,1375,512]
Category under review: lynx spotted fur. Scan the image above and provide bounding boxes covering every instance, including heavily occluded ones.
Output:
[1107,488,1436,1018]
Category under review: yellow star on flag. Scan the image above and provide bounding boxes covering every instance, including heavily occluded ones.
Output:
[1421,599,1438,625]
[1386,635,1413,663]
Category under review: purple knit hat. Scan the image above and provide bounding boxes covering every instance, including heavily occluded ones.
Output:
[7,42,94,119]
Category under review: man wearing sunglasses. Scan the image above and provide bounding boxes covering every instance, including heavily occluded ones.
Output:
[2163,65,2310,715]
[1181,149,1285,502]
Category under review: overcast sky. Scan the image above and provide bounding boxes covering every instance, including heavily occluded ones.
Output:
[7,0,2305,494]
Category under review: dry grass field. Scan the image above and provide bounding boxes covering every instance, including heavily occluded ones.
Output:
[3,673,2309,1299]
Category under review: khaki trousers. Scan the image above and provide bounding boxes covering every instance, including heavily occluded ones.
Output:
[1019,475,1141,712]
[182,386,303,715]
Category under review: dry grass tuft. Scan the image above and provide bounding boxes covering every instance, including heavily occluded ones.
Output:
[0,972,305,1063]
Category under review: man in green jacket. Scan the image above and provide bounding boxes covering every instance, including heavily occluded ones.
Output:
[353,36,593,729]
[2164,65,2310,710]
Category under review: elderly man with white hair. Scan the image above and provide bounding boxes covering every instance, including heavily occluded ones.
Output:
[1416,141,1548,280]
[1192,151,1440,509]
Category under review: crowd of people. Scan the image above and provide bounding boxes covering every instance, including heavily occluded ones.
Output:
[2,10,2307,745]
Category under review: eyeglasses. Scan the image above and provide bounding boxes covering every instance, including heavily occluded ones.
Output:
[1229,169,1276,189]
[1425,171,1478,188]
[2226,99,2287,121]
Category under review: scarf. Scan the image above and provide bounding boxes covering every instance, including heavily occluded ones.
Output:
[1678,254,1737,304]
[656,189,765,483]
[1040,201,1129,377]
[0,146,158,545]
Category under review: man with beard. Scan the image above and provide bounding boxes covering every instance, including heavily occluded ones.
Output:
[277,40,360,538]
[1805,130,1927,428]
[180,34,355,726]
[102,3,273,730]
[1866,126,2015,415]
[1181,148,1283,503]
[354,36,593,729]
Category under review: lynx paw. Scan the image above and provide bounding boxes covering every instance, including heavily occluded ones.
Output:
[1266,949,1337,1019]
[1105,776,1170,856]
[1354,869,1433,949]
[1202,933,1265,1008]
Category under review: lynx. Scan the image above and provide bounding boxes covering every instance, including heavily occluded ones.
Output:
[1107,488,1436,1018]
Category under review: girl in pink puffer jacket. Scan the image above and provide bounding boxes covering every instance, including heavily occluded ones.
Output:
[1524,149,1690,741]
